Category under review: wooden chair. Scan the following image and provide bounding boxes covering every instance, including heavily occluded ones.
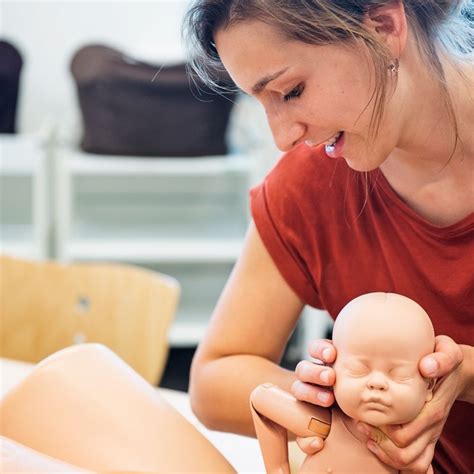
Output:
[0,255,180,385]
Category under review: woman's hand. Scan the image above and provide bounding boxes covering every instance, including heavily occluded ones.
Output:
[291,339,337,455]
[356,335,464,472]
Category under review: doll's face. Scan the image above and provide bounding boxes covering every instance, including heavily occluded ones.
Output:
[333,337,432,426]
[332,293,435,426]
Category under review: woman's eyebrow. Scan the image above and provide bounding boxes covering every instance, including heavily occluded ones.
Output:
[251,67,289,94]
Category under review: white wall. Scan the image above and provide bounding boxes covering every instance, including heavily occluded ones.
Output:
[0,0,192,135]
[0,0,278,169]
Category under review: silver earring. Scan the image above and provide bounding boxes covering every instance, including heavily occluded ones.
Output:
[388,58,399,74]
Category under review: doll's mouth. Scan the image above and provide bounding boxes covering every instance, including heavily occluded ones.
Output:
[364,401,389,410]
[362,396,391,407]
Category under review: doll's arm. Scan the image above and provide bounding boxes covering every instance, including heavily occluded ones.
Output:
[0,436,92,472]
[250,383,331,474]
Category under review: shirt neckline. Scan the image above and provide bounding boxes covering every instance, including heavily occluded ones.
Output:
[373,168,474,238]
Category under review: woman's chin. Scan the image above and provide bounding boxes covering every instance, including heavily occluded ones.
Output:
[343,154,382,172]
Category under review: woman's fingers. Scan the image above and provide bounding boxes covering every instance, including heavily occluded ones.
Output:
[307,339,337,364]
[362,423,437,469]
[295,360,335,386]
[293,344,331,457]
[296,436,324,455]
[292,339,337,407]
[419,335,463,378]
[291,380,335,407]
[367,436,436,473]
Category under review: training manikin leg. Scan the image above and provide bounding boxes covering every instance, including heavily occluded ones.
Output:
[0,343,236,473]
[1,436,91,472]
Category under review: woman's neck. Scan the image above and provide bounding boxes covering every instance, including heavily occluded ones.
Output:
[389,55,474,174]
[378,54,474,226]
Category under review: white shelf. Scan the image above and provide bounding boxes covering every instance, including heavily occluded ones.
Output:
[0,134,44,176]
[0,225,39,259]
[0,242,39,259]
[55,146,254,347]
[64,238,244,263]
[0,133,49,260]
[168,320,209,347]
[62,148,253,177]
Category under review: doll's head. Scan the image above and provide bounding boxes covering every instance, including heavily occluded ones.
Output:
[332,293,435,427]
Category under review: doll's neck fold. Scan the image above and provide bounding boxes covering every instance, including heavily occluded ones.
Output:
[339,409,370,444]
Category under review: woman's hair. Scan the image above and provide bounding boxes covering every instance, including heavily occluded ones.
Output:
[183,0,473,148]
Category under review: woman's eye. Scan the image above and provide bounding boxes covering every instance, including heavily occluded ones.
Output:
[283,83,304,102]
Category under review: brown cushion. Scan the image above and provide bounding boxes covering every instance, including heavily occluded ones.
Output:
[70,44,236,157]
[0,39,23,134]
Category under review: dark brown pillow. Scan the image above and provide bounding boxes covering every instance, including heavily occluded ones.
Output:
[0,39,23,134]
[70,44,236,157]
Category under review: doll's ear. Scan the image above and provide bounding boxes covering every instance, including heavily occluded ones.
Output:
[425,378,437,402]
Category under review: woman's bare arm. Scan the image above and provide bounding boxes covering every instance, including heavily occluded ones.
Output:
[189,221,305,436]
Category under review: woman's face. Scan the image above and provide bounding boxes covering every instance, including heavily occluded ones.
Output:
[215,21,403,171]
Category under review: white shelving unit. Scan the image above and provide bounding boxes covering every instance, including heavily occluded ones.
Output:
[0,132,50,260]
[65,238,244,263]
[55,147,255,346]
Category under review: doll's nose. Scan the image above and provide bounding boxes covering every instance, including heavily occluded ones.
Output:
[367,372,389,391]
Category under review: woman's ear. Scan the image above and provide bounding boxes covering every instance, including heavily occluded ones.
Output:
[363,1,408,57]
[425,378,437,402]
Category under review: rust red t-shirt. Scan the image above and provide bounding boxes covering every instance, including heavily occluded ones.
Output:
[250,143,473,473]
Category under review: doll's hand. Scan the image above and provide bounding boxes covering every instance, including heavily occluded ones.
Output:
[291,339,337,454]
[357,336,464,472]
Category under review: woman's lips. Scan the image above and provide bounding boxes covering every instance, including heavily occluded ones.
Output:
[305,131,342,149]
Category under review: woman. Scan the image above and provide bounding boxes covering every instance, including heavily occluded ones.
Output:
[183,1,473,472]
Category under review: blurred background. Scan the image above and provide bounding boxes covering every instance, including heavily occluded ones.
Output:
[0,0,333,392]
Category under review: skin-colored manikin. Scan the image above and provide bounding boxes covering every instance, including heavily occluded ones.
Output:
[250,292,436,473]
[0,344,236,473]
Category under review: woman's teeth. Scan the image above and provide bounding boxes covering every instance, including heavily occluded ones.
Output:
[325,132,342,153]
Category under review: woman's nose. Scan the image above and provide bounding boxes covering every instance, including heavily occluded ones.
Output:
[266,110,306,152]
[367,372,389,391]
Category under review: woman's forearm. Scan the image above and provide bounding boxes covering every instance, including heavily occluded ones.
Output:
[459,344,474,404]
[189,353,297,437]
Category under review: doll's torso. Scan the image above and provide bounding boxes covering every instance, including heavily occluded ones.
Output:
[299,408,397,474]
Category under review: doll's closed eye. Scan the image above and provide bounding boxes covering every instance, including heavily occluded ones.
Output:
[344,360,369,376]
[388,367,415,381]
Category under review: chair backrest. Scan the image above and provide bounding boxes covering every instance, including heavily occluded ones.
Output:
[0,255,180,384]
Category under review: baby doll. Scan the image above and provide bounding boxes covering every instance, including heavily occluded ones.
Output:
[250,292,436,473]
